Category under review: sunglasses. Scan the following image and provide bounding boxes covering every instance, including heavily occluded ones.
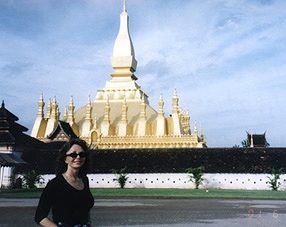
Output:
[66,152,87,158]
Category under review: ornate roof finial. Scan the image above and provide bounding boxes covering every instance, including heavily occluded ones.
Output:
[123,0,127,12]
[159,93,163,102]
[200,123,203,136]
[1,100,4,108]
[69,95,74,105]
[53,95,57,103]
[87,94,91,104]
[173,88,178,97]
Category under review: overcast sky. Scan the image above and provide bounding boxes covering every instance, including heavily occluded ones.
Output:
[1,0,286,148]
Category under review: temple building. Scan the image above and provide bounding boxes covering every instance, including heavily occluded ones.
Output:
[247,132,268,148]
[31,1,206,149]
[0,101,42,188]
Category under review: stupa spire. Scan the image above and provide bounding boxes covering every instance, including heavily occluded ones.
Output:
[37,93,45,118]
[123,0,127,12]
[172,88,179,114]
[158,93,164,116]
[111,0,137,78]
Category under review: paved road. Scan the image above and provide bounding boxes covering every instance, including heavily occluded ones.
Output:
[0,198,286,226]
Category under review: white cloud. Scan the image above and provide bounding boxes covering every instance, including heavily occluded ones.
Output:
[1,0,286,147]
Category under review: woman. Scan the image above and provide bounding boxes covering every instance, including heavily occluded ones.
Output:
[35,138,94,227]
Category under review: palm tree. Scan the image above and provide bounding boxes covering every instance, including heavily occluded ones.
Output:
[266,168,283,191]
[186,166,205,189]
[112,167,129,189]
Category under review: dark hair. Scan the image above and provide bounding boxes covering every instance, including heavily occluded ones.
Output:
[56,138,90,177]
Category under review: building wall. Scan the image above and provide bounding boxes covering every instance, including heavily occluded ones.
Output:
[0,167,13,188]
[36,173,286,190]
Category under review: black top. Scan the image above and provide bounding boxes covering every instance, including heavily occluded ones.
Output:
[35,174,94,226]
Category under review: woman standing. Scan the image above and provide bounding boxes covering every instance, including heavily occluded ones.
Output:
[35,139,94,227]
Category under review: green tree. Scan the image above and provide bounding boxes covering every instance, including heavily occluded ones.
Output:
[22,170,44,189]
[266,168,283,191]
[186,166,205,189]
[112,167,129,189]
[241,139,248,148]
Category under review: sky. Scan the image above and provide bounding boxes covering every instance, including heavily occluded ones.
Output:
[1,0,286,148]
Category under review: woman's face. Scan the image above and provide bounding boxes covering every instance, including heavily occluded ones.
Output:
[65,144,86,169]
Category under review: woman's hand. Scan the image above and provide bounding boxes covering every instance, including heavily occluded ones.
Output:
[39,217,58,227]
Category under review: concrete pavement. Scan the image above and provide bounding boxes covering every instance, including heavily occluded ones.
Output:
[0,198,286,226]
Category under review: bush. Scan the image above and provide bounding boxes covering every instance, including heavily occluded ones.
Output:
[22,170,44,189]
[21,147,286,174]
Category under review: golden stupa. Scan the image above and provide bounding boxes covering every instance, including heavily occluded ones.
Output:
[31,1,206,149]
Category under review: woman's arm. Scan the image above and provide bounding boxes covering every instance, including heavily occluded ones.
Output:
[35,178,57,225]
[87,211,92,227]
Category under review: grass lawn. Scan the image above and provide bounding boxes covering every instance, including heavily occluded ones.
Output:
[1,188,286,200]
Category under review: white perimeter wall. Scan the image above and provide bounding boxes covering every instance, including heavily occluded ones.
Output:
[36,173,286,190]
